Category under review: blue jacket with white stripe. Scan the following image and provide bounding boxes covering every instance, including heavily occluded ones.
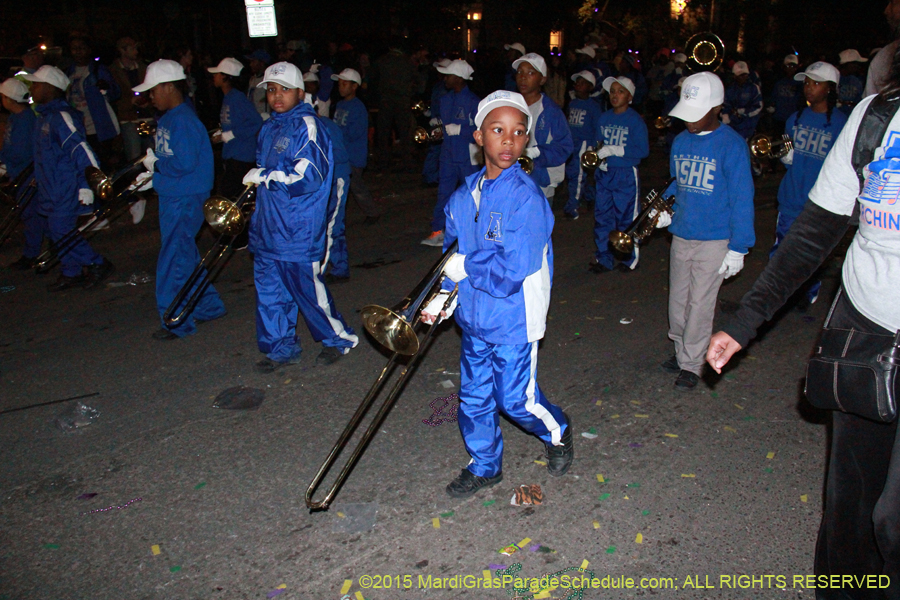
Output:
[249,102,334,262]
[33,98,100,215]
[443,164,554,345]
[153,102,214,198]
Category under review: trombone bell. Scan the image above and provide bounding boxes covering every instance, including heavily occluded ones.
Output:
[204,196,248,236]
[360,305,421,356]
[85,166,114,201]
[749,133,792,159]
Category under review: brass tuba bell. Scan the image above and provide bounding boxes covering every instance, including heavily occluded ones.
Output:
[685,32,725,73]
[749,133,793,159]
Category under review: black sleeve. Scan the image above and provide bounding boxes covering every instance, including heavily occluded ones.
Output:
[722,202,853,347]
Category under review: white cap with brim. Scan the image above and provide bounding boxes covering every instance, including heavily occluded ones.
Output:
[0,78,29,102]
[256,61,304,90]
[433,58,452,69]
[331,68,362,85]
[602,76,636,99]
[839,49,868,64]
[504,43,525,56]
[575,46,596,59]
[512,53,547,77]
[437,59,474,81]
[669,72,725,123]
[673,52,687,63]
[303,72,319,83]
[208,57,244,77]
[795,61,840,85]
[732,61,749,76]
[570,70,597,87]
[784,54,799,65]
[133,60,185,93]
[22,65,70,91]
[474,90,533,134]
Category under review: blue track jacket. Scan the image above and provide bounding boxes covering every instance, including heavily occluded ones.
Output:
[438,86,480,164]
[777,108,848,219]
[220,88,263,163]
[567,97,604,146]
[333,97,368,169]
[595,107,649,168]
[249,103,333,262]
[153,102,214,197]
[667,125,756,253]
[527,94,574,189]
[65,63,121,142]
[723,80,763,139]
[33,99,100,215]
[0,108,36,179]
[442,164,554,345]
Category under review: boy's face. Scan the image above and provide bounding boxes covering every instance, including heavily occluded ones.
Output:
[734,73,748,85]
[149,82,179,111]
[70,39,90,64]
[803,77,830,105]
[515,63,545,97]
[305,80,320,97]
[29,81,56,105]
[685,106,721,134]
[444,74,464,90]
[1,95,16,112]
[338,79,357,98]
[267,83,303,113]
[212,72,227,89]
[573,77,593,98]
[608,82,632,109]
[473,106,529,178]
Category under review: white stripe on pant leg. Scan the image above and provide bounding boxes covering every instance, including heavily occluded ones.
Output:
[524,341,561,444]
[576,141,587,199]
[321,177,345,274]
[630,166,640,270]
[310,261,359,346]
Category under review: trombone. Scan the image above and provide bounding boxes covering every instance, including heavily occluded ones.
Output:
[0,164,38,247]
[685,32,725,73]
[609,177,676,254]
[413,126,442,144]
[749,133,793,159]
[162,184,257,327]
[305,242,459,510]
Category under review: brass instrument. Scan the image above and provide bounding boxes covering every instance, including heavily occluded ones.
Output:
[411,99,429,115]
[0,165,38,247]
[305,242,460,510]
[136,120,156,137]
[413,126,442,144]
[518,155,533,174]
[580,140,605,171]
[33,158,149,273]
[685,32,725,73]
[655,116,672,130]
[609,177,676,254]
[749,133,793,159]
[163,184,257,327]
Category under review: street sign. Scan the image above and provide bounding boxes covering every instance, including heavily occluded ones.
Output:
[245,0,278,38]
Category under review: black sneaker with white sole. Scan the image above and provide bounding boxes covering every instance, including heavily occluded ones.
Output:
[445,468,503,498]
[545,416,574,477]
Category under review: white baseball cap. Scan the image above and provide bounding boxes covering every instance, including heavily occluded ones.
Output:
[331,68,362,85]
[673,52,687,63]
[669,72,725,122]
[504,43,525,56]
[133,60,185,93]
[433,58,452,69]
[22,65,70,91]
[575,46,596,59]
[839,49,868,64]
[732,61,749,76]
[784,54,799,66]
[0,78,29,102]
[303,72,319,83]
[474,90,532,134]
[571,70,597,87]
[208,57,243,77]
[256,61,304,90]
[437,59,474,81]
[795,61,840,85]
[512,53,547,77]
[603,76,636,99]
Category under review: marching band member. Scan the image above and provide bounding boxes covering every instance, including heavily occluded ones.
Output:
[722,61,763,141]
[243,62,358,373]
[563,70,603,221]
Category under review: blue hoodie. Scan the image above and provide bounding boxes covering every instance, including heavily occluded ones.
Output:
[220,88,263,163]
[249,102,333,262]
[667,124,756,253]
[33,98,100,215]
[442,164,554,345]
[153,102,214,197]
[0,108,36,179]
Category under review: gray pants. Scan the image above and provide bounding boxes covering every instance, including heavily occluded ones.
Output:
[350,166,381,218]
[668,236,729,375]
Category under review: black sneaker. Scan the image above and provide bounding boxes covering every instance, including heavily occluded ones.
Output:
[674,370,700,391]
[152,328,180,341]
[83,260,115,289]
[589,261,612,274]
[324,273,349,285]
[8,256,35,270]
[446,468,503,498]
[545,417,574,477]
[255,356,300,374]
[316,346,347,366]
[616,263,637,273]
[46,273,87,292]
[660,355,680,374]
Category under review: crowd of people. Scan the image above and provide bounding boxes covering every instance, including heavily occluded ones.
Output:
[2,1,900,592]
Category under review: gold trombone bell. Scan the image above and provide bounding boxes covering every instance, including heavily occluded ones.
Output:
[749,133,793,159]
[685,32,725,73]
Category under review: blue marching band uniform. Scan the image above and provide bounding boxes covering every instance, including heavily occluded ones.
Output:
[563,95,603,216]
[319,113,351,279]
[524,93,574,200]
[432,84,481,235]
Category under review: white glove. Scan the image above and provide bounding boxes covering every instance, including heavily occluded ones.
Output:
[766,106,775,114]
[243,168,266,186]
[421,291,457,324]
[220,130,235,143]
[142,148,158,172]
[598,162,608,172]
[0,163,7,178]
[525,146,541,159]
[444,123,461,136]
[721,113,731,125]
[79,188,94,206]
[429,117,441,127]
[210,128,223,143]
[596,145,624,160]
[780,148,794,166]
[443,252,468,283]
[128,170,154,192]
[651,209,672,228]
[736,108,746,116]
[718,250,745,279]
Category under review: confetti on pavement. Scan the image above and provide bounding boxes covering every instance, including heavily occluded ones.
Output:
[151,545,161,556]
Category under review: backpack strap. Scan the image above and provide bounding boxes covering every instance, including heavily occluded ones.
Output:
[852,95,900,194]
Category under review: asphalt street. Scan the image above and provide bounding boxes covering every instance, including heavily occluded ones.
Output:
[0,142,842,599]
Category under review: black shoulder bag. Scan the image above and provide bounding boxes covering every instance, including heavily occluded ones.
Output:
[804,95,900,422]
